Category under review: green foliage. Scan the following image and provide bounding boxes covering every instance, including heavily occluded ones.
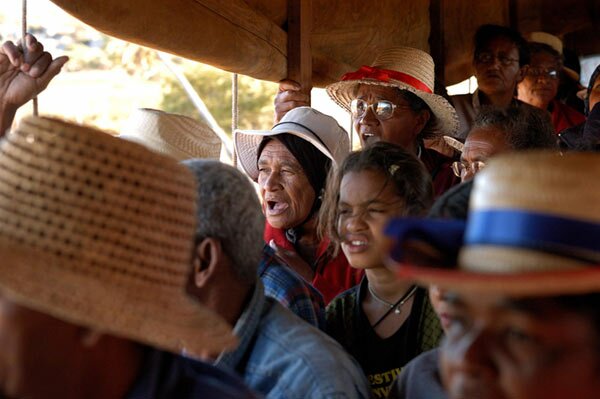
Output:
[161,63,277,133]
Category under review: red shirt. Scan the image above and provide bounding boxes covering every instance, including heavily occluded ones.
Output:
[420,147,460,198]
[550,99,586,134]
[264,223,363,304]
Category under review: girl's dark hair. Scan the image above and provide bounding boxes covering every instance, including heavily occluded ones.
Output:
[319,142,433,251]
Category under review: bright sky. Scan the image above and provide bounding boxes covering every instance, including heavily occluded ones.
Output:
[1,0,84,38]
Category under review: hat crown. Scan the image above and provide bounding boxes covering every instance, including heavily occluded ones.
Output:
[460,151,600,272]
[370,46,435,92]
[274,106,350,164]
[120,108,221,161]
[471,152,600,222]
[527,32,563,55]
[0,116,235,356]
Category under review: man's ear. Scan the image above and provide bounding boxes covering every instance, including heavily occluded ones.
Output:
[192,237,222,289]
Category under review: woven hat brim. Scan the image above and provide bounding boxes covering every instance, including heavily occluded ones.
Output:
[234,129,337,181]
[119,133,220,161]
[0,239,237,357]
[120,110,222,161]
[393,262,600,297]
[326,79,459,137]
[443,135,464,152]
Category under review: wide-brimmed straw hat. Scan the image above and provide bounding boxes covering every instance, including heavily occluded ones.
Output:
[527,32,579,82]
[326,47,459,136]
[234,106,350,181]
[0,116,236,357]
[385,151,600,296]
[119,108,221,161]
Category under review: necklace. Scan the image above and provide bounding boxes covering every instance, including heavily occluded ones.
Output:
[368,284,418,315]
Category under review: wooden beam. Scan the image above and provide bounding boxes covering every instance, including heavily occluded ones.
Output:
[287,0,312,103]
[428,0,445,88]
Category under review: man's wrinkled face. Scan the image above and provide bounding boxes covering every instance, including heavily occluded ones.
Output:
[440,292,600,399]
[458,126,511,182]
[474,37,524,98]
[0,293,81,398]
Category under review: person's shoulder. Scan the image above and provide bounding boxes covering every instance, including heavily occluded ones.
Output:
[449,92,473,102]
[250,300,370,397]
[137,351,259,399]
[389,348,447,399]
[183,358,260,398]
[403,347,441,374]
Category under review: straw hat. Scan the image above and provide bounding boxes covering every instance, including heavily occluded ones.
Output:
[385,151,600,296]
[442,135,464,152]
[119,108,221,161]
[326,47,459,136]
[527,32,579,81]
[0,116,236,357]
[234,106,350,181]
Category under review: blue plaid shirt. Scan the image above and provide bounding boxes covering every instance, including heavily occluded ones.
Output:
[258,245,325,329]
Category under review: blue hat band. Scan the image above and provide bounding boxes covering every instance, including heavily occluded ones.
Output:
[465,210,600,263]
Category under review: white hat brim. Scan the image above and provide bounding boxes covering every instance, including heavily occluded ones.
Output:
[234,127,337,181]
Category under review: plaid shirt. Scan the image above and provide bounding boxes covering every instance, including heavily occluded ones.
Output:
[258,245,326,329]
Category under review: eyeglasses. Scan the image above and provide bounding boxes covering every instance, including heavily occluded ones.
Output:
[451,161,486,178]
[350,99,411,121]
[475,52,519,67]
[526,67,559,80]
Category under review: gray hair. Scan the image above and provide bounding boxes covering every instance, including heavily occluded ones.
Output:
[183,159,265,283]
[472,105,558,150]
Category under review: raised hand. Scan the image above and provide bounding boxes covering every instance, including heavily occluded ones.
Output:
[0,34,68,133]
[273,79,310,123]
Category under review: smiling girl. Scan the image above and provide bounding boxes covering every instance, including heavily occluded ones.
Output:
[321,142,443,398]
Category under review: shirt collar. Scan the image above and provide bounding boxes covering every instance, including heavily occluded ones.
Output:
[214,280,266,369]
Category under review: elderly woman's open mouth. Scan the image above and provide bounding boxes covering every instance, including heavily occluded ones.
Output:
[265,200,289,216]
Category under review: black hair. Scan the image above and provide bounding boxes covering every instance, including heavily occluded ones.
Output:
[472,105,558,150]
[474,24,530,67]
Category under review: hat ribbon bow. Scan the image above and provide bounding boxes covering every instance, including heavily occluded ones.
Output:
[341,65,432,94]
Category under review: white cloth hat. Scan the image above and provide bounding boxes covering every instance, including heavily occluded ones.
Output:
[234,106,350,181]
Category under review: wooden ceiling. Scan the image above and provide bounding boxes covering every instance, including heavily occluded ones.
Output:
[50,0,599,87]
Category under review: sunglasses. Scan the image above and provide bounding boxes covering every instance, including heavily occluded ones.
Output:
[350,99,412,121]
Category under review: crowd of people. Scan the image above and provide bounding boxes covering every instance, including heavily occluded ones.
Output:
[0,21,598,399]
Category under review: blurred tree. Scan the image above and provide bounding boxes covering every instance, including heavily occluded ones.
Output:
[161,63,277,132]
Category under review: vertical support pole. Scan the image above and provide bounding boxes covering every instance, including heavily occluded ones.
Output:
[429,0,445,89]
[287,0,312,104]
[508,0,519,30]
